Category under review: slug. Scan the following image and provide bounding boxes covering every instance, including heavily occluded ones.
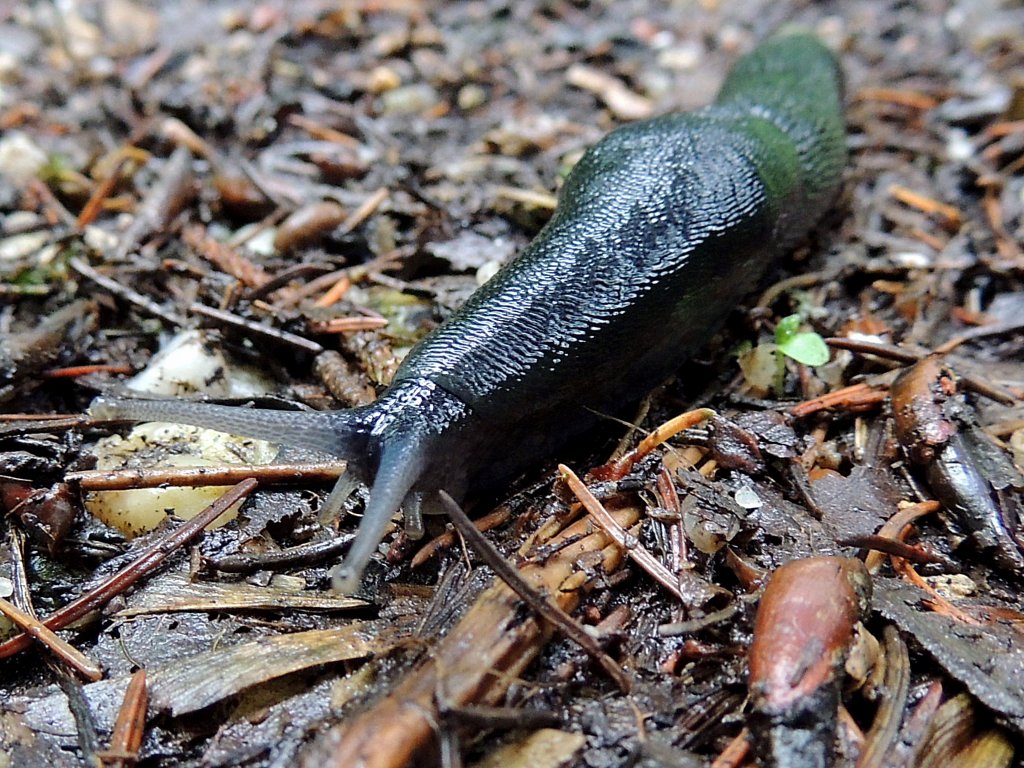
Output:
[89,33,846,591]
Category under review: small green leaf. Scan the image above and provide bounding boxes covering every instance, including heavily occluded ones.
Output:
[774,314,802,344]
[775,314,829,366]
[778,331,830,366]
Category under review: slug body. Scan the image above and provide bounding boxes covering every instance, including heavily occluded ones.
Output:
[90,34,846,591]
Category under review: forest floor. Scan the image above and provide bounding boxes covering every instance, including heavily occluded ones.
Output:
[1,0,1023,766]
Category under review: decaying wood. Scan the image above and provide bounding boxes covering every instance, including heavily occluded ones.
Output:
[438,489,631,692]
[302,502,641,768]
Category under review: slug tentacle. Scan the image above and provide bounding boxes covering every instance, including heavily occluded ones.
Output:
[331,435,428,593]
[88,395,371,462]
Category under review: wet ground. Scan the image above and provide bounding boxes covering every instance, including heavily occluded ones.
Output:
[1,0,1023,766]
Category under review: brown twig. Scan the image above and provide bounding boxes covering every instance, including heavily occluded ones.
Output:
[286,114,363,147]
[312,274,352,308]
[0,595,103,681]
[0,479,257,659]
[825,337,923,363]
[307,315,390,334]
[207,533,356,574]
[70,256,187,327]
[591,408,715,481]
[184,224,272,288]
[790,382,889,418]
[96,669,148,767]
[824,337,1017,405]
[189,302,324,354]
[864,500,940,573]
[113,146,195,260]
[934,318,1024,354]
[245,262,335,302]
[0,413,83,422]
[711,728,751,768]
[888,184,962,230]
[285,248,410,308]
[41,364,134,379]
[855,88,939,110]
[65,461,347,491]
[411,506,512,567]
[439,490,630,692]
[981,185,1022,262]
[838,534,950,567]
[338,187,389,234]
[893,556,982,626]
[560,463,722,605]
[76,155,133,228]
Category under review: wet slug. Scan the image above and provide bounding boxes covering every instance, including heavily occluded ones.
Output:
[89,33,846,591]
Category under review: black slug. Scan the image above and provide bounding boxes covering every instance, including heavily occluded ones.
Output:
[89,33,846,591]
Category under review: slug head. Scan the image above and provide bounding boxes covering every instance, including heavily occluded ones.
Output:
[89,377,471,592]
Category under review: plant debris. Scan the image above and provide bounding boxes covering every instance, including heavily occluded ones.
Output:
[1,0,1023,766]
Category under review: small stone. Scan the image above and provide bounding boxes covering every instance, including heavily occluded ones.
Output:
[457,83,486,111]
[735,485,763,510]
[0,131,47,185]
[367,65,401,94]
[380,83,437,115]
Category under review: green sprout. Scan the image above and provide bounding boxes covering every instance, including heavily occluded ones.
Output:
[774,314,830,367]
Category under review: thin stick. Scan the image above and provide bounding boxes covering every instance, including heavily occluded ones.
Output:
[888,184,962,230]
[438,491,631,693]
[855,88,939,110]
[711,728,751,768]
[560,464,694,605]
[96,669,148,767]
[70,256,186,327]
[864,500,940,573]
[934,318,1024,354]
[592,408,714,480]
[825,337,920,362]
[307,316,390,334]
[790,382,888,418]
[66,461,347,491]
[76,156,132,228]
[189,302,324,354]
[0,413,82,422]
[0,595,103,681]
[208,533,356,574]
[824,337,1017,405]
[338,187,389,234]
[0,479,257,659]
[42,364,134,379]
[411,506,512,567]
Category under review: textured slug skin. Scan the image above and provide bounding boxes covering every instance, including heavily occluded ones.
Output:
[89,34,846,590]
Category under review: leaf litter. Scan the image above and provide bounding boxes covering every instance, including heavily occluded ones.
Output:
[1,0,1023,766]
